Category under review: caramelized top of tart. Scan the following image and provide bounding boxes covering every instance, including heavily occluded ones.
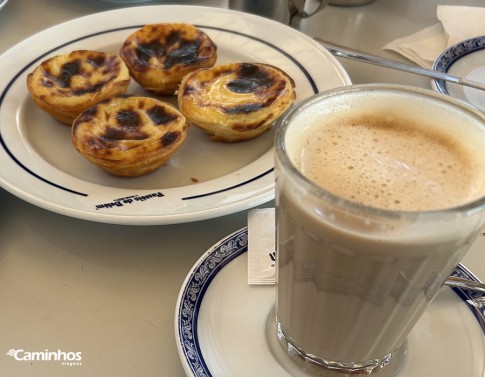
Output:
[120,23,217,95]
[28,50,130,105]
[72,95,188,157]
[177,62,296,141]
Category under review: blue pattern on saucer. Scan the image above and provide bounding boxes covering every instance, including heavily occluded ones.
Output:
[176,227,485,377]
[433,36,485,94]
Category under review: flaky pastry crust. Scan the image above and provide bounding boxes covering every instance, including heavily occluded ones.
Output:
[177,62,296,142]
[27,50,131,125]
[120,23,217,95]
[72,96,188,177]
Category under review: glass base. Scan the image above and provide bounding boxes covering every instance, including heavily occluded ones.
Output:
[275,315,406,376]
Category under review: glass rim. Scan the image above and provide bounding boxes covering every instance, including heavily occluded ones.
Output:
[275,83,485,218]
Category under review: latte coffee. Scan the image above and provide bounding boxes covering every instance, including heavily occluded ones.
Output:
[274,85,485,375]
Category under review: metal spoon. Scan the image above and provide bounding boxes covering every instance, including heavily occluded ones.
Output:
[314,38,485,92]
[445,276,485,294]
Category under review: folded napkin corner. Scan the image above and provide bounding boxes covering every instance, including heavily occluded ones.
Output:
[383,5,485,68]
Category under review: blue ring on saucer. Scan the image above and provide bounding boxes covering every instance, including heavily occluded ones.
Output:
[432,35,485,95]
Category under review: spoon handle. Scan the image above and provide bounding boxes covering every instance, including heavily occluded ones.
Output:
[314,38,485,92]
[445,276,485,294]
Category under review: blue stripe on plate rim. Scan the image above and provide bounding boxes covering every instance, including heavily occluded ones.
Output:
[432,35,485,95]
[176,227,485,377]
[0,24,318,199]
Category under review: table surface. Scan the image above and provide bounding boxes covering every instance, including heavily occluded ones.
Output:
[0,0,484,376]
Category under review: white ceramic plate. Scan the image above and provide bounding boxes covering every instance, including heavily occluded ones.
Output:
[0,5,350,225]
[432,35,485,112]
[175,228,485,377]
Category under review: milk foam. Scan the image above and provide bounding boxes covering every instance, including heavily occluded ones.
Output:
[287,93,485,211]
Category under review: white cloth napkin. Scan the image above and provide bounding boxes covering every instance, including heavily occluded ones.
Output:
[383,6,485,68]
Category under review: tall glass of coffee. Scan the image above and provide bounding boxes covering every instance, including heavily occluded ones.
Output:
[274,84,485,376]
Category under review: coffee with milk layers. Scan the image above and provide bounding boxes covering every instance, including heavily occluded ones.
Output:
[275,88,485,364]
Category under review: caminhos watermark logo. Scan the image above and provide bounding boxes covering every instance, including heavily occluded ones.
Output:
[6,348,82,366]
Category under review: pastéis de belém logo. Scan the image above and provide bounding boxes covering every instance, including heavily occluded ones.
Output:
[6,348,82,366]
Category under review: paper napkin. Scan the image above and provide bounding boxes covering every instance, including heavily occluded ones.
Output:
[247,208,276,285]
[383,6,485,68]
